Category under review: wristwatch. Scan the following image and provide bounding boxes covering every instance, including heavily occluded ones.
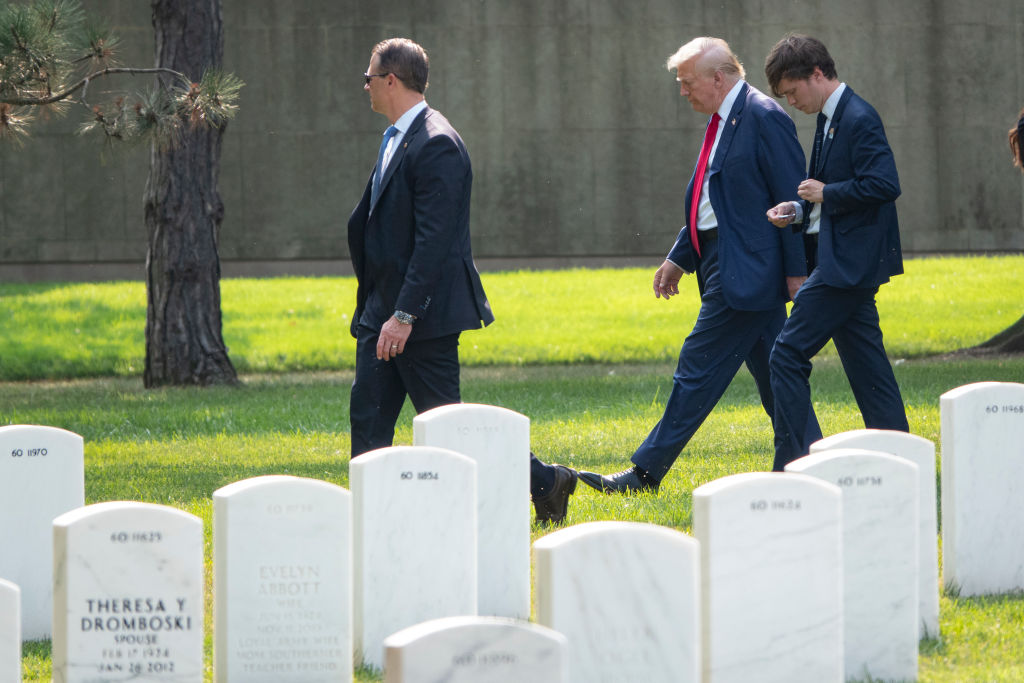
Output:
[394,310,416,325]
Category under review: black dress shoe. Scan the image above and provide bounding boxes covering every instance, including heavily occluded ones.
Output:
[533,464,578,524]
[578,466,659,494]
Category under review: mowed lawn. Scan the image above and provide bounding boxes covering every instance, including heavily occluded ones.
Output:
[3,256,1024,682]
[2,254,1021,380]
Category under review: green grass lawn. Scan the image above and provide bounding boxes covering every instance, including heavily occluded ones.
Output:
[2,254,1022,380]
[3,258,1024,681]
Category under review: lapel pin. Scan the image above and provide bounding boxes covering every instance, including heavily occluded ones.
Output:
[731,118,736,126]
[403,142,408,148]
[828,128,835,139]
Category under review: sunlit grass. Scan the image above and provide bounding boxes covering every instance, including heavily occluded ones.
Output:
[1,255,1022,380]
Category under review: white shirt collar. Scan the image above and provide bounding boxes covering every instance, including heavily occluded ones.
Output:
[392,100,428,134]
[716,79,745,121]
[822,82,846,122]
[379,100,428,175]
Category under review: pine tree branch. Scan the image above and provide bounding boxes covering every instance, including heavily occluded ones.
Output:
[1,66,184,105]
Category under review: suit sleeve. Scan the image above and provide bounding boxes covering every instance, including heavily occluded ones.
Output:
[758,107,808,277]
[666,227,697,273]
[395,134,469,318]
[822,110,900,216]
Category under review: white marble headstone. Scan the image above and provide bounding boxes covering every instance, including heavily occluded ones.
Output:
[0,425,84,640]
[787,449,920,682]
[351,446,477,671]
[941,381,1024,595]
[533,521,700,683]
[213,475,352,683]
[383,616,567,683]
[413,403,530,619]
[692,472,843,683]
[811,428,939,638]
[52,502,203,682]
[0,578,20,683]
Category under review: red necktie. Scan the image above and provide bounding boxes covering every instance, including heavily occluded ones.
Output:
[690,113,721,257]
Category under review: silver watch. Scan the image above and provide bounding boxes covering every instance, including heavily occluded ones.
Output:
[394,310,416,325]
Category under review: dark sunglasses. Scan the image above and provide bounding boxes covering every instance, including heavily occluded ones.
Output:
[363,72,390,85]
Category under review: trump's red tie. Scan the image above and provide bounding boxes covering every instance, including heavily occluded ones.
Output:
[690,112,721,257]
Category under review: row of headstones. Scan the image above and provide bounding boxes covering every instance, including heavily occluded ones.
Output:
[0,453,914,683]
[1,380,1023,680]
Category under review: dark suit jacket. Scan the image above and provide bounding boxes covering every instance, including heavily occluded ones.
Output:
[348,107,494,340]
[804,86,903,289]
[667,82,807,311]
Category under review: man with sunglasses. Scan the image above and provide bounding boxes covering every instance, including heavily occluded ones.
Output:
[349,38,577,523]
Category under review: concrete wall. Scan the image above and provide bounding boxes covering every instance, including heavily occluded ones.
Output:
[2,0,1022,281]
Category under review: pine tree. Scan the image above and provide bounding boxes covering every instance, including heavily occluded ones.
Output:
[0,0,242,386]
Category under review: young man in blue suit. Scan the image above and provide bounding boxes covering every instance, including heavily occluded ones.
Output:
[765,34,909,470]
[349,38,577,522]
[580,37,812,493]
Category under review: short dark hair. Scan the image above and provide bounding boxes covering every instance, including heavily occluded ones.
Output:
[373,38,429,94]
[764,34,838,97]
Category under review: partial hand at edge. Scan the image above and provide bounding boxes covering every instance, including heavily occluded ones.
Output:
[786,276,807,301]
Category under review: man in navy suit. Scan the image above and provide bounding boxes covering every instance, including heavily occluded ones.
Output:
[349,38,577,522]
[765,34,909,470]
[580,37,811,493]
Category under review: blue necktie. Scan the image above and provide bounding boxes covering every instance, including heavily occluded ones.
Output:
[370,125,399,205]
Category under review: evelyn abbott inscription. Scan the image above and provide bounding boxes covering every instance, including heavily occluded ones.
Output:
[234,563,344,677]
[213,475,352,682]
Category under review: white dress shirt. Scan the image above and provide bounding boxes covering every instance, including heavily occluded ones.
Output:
[800,82,846,235]
[381,100,428,173]
[694,79,745,232]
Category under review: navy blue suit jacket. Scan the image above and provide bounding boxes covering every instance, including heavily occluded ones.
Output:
[804,87,903,289]
[667,82,807,311]
[348,107,494,340]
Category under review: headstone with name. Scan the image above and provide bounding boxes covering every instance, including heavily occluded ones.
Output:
[351,446,477,671]
[787,449,920,682]
[52,502,203,682]
[810,428,939,638]
[692,472,843,683]
[383,616,567,683]
[0,578,20,683]
[941,381,1024,595]
[413,403,530,619]
[0,424,84,640]
[533,521,700,683]
[213,475,352,683]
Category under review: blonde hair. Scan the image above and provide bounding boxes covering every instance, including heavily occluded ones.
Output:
[666,37,745,80]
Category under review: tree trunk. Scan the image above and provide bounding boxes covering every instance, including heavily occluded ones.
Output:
[973,313,1024,354]
[144,0,237,387]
